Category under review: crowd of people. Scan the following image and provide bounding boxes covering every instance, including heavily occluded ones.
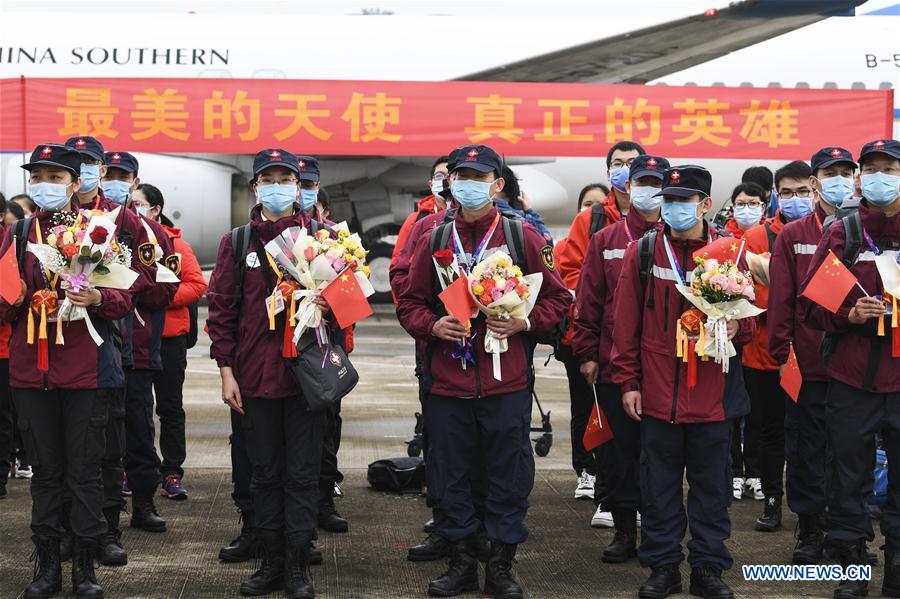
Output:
[0,133,898,599]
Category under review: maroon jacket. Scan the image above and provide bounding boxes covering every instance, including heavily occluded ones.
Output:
[208,205,329,399]
[572,209,658,383]
[0,208,133,390]
[396,207,571,398]
[611,225,757,423]
[767,205,828,381]
[799,202,900,393]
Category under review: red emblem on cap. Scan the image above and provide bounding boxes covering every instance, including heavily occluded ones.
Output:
[670,170,681,183]
[874,140,886,149]
[269,150,281,160]
[298,160,306,169]
[647,157,657,168]
[41,146,52,156]
[76,139,87,148]
[110,153,121,163]
[830,148,842,158]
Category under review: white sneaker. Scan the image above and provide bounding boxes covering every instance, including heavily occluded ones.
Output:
[636,512,641,528]
[14,461,33,479]
[745,478,764,500]
[591,504,614,528]
[574,470,596,500]
[733,477,744,500]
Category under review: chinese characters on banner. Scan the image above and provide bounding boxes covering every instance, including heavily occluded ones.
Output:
[0,77,893,158]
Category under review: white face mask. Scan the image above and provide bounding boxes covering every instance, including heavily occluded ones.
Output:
[629,185,662,213]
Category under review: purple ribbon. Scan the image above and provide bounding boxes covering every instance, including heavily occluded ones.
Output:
[65,272,90,292]
[450,332,477,366]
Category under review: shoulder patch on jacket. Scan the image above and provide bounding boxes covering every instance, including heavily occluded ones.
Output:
[138,243,155,266]
[165,254,182,276]
[541,245,555,271]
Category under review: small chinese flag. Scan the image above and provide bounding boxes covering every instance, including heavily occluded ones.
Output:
[438,274,475,331]
[780,345,803,403]
[801,249,858,314]
[583,395,614,451]
[0,243,21,305]
[321,269,373,329]
[693,236,745,264]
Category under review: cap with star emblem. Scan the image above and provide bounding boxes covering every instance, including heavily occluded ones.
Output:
[295,156,321,182]
[656,164,712,199]
[103,151,139,174]
[21,143,82,177]
[629,154,670,181]
[858,139,900,165]
[448,144,503,177]
[810,146,855,172]
[64,136,105,162]
[250,148,300,184]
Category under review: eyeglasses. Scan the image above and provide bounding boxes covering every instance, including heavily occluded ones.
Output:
[777,189,813,201]
[432,172,447,181]
[257,177,297,185]
[734,201,763,209]
[610,158,637,169]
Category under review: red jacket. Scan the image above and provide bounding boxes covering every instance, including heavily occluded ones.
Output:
[800,202,900,393]
[396,207,571,398]
[722,218,750,239]
[161,225,207,338]
[767,205,828,381]
[0,209,133,390]
[741,214,786,372]
[572,209,659,382]
[557,196,621,290]
[391,195,444,273]
[611,225,757,423]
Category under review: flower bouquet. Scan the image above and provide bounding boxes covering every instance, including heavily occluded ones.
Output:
[675,257,764,384]
[467,251,542,381]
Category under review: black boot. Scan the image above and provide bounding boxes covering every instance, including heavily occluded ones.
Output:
[71,538,103,598]
[689,565,734,599]
[833,539,869,599]
[317,492,348,533]
[484,542,523,599]
[24,535,62,599]
[239,532,285,596]
[754,496,782,532]
[638,565,682,599]
[792,514,824,565]
[59,534,73,563]
[308,542,323,566]
[98,508,128,566]
[131,492,166,532]
[884,541,900,597]
[220,511,258,563]
[408,533,451,562]
[285,542,315,599]
[603,509,638,564]
[474,529,491,563]
[428,538,479,597]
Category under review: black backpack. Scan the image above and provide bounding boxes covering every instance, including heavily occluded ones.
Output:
[588,203,608,238]
[10,216,33,273]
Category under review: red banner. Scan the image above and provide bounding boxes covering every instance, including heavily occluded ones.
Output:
[1,77,893,159]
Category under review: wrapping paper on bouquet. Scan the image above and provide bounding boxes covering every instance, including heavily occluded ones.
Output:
[874,251,900,356]
[745,251,771,288]
[675,284,765,373]
[467,251,543,381]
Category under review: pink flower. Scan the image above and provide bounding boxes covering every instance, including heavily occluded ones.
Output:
[743,286,756,302]
[726,279,743,295]
[334,258,346,271]
[491,288,503,301]
[75,229,86,243]
[505,280,517,292]
[304,246,317,262]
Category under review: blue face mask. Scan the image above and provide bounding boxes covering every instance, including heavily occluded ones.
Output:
[30,182,72,212]
[101,180,131,205]
[661,200,700,232]
[451,179,493,210]
[629,185,662,213]
[79,164,101,193]
[780,198,813,220]
[861,172,900,207]
[257,183,296,215]
[819,176,853,208]
[610,166,629,193]
[733,205,763,229]
[136,206,150,218]
[299,188,318,212]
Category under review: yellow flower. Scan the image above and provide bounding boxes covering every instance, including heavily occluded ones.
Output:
[512,267,523,277]
[363,265,371,277]
[353,247,366,259]
[473,284,485,295]
[338,229,350,239]
[46,233,58,247]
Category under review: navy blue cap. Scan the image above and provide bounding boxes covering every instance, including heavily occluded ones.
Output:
[65,136,105,162]
[629,154,670,181]
[656,165,712,198]
[295,156,320,182]
[22,144,82,177]
[859,139,900,165]
[449,145,503,177]
[104,151,139,174]
[811,147,855,172]
[251,148,299,184]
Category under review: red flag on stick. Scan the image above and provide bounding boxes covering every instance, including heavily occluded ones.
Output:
[438,274,475,330]
[801,249,858,314]
[583,387,614,451]
[693,236,745,264]
[0,243,21,305]
[321,269,373,329]
[780,345,803,403]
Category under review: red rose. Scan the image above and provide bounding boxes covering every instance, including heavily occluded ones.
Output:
[433,249,455,268]
[89,226,108,245]
[61,244,78,260]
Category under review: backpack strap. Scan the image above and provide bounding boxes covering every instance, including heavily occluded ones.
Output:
[841,210,864,269]
[589,203,607,238]
[501,215,527,269]
[638,229,658,309]
[764,221,777,254]
[230,223,252,310]
[12,216,33,273]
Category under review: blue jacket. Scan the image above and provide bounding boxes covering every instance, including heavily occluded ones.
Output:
[493,198,554,246]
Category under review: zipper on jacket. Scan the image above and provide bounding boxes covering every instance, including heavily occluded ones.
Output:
[669,242,691,424]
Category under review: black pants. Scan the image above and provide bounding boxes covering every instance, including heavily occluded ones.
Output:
[102,387,127,512]
[639,416,732,570]
[826,380,900,544]
[319,399,344,489]
[425,390,534,545]
[124,368,161,495]
[153,335,187,478]
[242,395,325,545]
[745,367,785,498]
[230,409,253,514]
[730,415,759,480]
[0,359,13,474]
[598,383,641,512]
[785,381,828,516]
[563,351,600,477]
[12,388,107,539]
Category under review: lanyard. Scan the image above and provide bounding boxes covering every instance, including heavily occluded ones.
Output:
[623,221,635,245]
[662,234,685,286]
[263,249,284,285]
[451,212,501,275]
[863,229,881,256]
[814,213,822,233]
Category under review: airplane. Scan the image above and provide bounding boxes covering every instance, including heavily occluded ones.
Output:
[1,0,896,302]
